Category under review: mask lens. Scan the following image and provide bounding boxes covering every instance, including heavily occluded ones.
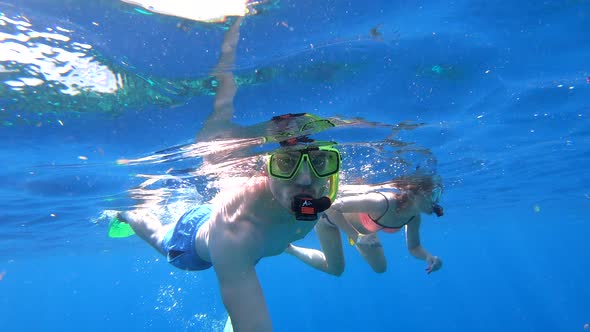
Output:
[308,149,339,177]
[431,187,442,203]
[270,151,302,178]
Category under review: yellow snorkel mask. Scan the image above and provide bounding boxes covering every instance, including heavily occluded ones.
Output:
[267,141,341,221]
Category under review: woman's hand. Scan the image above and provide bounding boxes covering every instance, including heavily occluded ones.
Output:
[425,255,442,274]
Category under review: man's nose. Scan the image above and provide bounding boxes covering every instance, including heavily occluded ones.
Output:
[294,161,313,185]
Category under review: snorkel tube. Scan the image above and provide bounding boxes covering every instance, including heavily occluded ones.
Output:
[292,173,339,221]
[430,183,444,217]
[432,203,444,217]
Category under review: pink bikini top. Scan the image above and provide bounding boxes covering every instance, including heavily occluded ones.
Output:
[358,192,415,234]
[359,213,400,233]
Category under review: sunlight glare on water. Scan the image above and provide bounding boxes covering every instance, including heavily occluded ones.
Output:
[0,12,122,96]
[121,0,255,23]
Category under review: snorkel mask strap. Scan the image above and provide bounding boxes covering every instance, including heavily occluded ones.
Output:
[327,173,339,202]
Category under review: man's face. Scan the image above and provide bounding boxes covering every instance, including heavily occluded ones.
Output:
[268,159,329,212]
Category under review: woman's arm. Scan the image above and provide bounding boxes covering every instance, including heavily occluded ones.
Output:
[330,192,390,219]
[405,215,442,274]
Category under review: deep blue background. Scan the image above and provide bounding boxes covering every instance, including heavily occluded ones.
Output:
[1,0,589,331]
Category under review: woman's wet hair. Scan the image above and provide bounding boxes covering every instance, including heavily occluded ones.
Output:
[392,174,442,212]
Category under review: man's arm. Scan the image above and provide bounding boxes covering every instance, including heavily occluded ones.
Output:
[209,219,272,332]
[215,263,271,332]
[197,16,243,142]
[405,215,442,274]
[285,218,345,276]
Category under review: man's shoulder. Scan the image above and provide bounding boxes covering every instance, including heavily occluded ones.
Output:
[245,176,269,192]
[213,176,268,199]
[208,214,264,262]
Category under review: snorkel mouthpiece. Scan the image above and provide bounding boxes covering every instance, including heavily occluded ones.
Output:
[292,195,332,221]
[433,203,444,217]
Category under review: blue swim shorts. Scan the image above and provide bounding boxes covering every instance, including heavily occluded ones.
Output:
[161,204,213,271]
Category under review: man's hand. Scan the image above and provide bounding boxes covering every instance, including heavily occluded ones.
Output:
[425,255,442,274]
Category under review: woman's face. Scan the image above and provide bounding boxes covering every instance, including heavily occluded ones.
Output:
[417,186,442,214]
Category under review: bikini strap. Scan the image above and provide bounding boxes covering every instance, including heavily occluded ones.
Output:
[367,191,390,223]
[369,192,415,230]
[321,213,338,228]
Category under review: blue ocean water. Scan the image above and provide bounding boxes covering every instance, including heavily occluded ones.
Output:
[1,0,589,331]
